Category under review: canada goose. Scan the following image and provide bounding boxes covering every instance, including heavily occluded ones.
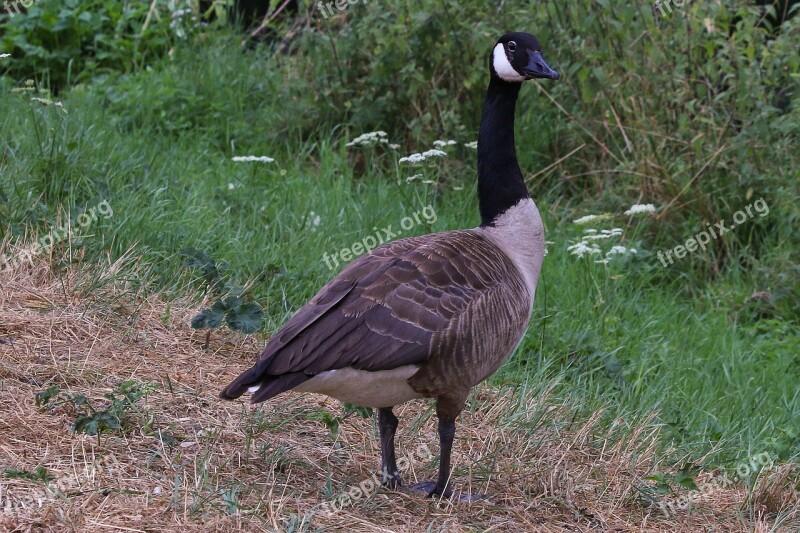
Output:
[221,31,558,499]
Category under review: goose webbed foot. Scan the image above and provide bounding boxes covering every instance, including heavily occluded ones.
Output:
[406,481,490,502]
[381,469,402,489]
[407,480,452,498]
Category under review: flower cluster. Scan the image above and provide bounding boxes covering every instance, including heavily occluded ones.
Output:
[0,53,10,59]
[432,139,457,148]
[346,131,389,147]
[10,81,68,113]
[398,149,447,164]
[582,228,623,240]
[168,4,198,38]
[624,204,657,216]
[568,229,638,264]
[405,173,436,184]
[573,214,612,226]
[171,8,193,20]
[567,203,655,263]
[463,141,478,149]
[308,211,322,231]
[607,245,637,256]
[11,80,36,94]
[567,241,602,259]
[567,203,655,264]
[30,97,67,112]
[231,156,275,163]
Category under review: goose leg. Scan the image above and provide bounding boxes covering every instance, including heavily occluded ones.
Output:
[409,395,487,500]
[431,416,456,497]
[378,407,401,488]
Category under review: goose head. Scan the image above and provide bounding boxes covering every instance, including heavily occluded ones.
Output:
[491,32,559,83]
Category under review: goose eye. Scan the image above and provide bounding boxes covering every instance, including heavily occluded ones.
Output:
[507,41,516,53]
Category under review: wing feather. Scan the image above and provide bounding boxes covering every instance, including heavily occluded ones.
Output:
[220,230,529,402]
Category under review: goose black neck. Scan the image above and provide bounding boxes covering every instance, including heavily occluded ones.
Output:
[477,77,530,227]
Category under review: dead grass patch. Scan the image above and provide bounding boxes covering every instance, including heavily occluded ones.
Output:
[1,246,798,532]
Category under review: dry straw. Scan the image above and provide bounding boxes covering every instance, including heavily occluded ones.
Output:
[0,242,797,532]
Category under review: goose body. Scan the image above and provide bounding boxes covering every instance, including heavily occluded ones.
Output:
[221,31,558,498]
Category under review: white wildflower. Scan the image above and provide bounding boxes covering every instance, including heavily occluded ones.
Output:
[573,214,609,225]
[544,240,555,257]
[595,259,610,265]
[398,149,447,164]
[453,185,464,191]
[11,80,35,93]
[432,140,457,148]
[389,143,401,150]
[584,229,598,234]
[346,131,388,147]
[231,156,275,163]
[171,8,193,18]
[406,174,423,182]
[624,203,656,216]
[29,96,67,113]
[606,245,637,257]
[572,215,600,226]
[422,180,435,184]
[0,54,10,59]
[567,241,602,258]
[606,245,627,256]
[584,228,624,240]
[308,211,321,230]
[227,183,236,190]
[464,141,478,149]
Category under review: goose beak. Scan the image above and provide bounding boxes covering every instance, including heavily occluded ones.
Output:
[523,51,559,80]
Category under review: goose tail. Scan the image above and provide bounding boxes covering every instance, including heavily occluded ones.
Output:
[219,361,310,404]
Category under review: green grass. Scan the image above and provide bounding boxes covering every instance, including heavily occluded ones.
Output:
[1,32,798,474]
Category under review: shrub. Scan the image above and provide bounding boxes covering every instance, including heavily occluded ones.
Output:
[0,0,182,91]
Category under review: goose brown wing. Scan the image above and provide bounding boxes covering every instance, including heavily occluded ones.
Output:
[220,230,526,402]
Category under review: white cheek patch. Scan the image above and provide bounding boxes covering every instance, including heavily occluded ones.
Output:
[492,43,525,82]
